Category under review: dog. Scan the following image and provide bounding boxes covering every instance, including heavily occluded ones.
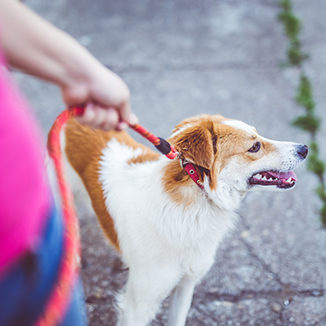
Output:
[59,114,308,326]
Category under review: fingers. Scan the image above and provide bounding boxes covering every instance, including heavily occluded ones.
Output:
[77,101,139,131]
[101,108,119,130]
[119,100,132,124]
[77,104,121,131]
[116,100,139,127]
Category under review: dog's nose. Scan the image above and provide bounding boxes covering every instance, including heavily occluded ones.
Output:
[296,144,308,159]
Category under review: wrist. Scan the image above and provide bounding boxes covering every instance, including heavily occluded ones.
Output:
[58,37,100,90]
[57,38,105,106]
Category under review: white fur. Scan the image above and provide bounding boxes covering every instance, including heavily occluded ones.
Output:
[171,123,195,138]
[62,119,306,326]
[222,119,257,135]
[97,139,235,326]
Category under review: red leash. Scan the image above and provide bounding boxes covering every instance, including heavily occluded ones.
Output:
[130,124,178,160]
[36,108,83,326]
[40,107,203,326]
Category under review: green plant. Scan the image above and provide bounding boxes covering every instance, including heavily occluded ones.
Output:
[278,0,326,227]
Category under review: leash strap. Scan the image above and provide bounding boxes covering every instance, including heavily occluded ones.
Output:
[37,108,82,326]
[129,124,178,160]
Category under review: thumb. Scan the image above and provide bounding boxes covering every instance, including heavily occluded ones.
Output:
[119,102,138,125]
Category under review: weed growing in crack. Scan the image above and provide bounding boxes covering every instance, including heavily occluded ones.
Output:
[278,0,326,226]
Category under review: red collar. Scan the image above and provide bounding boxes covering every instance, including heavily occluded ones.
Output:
[181,160,204,190]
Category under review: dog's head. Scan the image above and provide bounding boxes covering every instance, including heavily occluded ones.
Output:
[168,114,308,209]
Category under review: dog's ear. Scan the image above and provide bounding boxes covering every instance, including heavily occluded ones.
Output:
[172,122,215,170]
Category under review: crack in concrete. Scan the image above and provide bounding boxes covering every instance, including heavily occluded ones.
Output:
[239,217,325,297]
[105,62,286,74]
[106,61,326,74]
[236,215,325,323]
[240,237,285,286]
[197,288,325,304]
[238,215,285,286]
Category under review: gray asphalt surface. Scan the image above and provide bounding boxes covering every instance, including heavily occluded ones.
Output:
[15,0,326,325]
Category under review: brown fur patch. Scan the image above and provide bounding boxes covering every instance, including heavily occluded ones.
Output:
[170,120,216,169]
[162,160,197,207]
[168,119,220,192]
[64,119,158,251]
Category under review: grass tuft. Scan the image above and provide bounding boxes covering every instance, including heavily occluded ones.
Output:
[278,0,326,227]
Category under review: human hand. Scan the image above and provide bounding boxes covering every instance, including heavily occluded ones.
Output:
[61,64,138,131]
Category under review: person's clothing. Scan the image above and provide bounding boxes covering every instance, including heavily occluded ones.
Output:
[0,203,63,325]
[0,44,87,325]
[0,48,51,278]
[0,202,87,326]
[61,279,88,326]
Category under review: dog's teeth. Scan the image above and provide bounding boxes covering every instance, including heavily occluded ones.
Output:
[286,177,292,183]
[256,174,262,180]
[262,176,267,181]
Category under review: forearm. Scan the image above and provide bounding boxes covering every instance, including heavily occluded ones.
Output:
[0,0,136,129]
[0,0,99,88]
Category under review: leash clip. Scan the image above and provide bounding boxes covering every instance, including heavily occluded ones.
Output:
[179,156,192,168]
[179,156,187,168]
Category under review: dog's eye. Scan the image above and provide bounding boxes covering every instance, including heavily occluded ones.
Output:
[248,142,261,153]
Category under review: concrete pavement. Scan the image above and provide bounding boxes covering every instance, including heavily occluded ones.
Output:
[16,0,326,325]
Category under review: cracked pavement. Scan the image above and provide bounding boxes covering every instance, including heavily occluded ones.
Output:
[15,0,326,325]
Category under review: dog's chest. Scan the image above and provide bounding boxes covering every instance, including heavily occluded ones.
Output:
[152,205,235,278]
[99,141,235,267]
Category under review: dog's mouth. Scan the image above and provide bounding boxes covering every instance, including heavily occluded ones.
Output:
[248,170,297,189]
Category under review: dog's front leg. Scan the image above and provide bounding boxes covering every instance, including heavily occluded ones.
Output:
[167,276,197,326]
[118,265,180,326]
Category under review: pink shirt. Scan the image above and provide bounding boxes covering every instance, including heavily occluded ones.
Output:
[0,49,50,277]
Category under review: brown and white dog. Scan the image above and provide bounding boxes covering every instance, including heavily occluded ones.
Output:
[60,114,307,326]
